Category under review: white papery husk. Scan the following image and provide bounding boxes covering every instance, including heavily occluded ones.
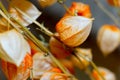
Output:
[93,67,116,80]
[56,16,92,47]
[0,29,31,66]
[33,52,56,79]
[97,25,120,56]
[9,0,41,27]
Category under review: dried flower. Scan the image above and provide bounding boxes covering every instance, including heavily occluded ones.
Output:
[1,53,32,80]
[97,24,120,56]
[92,67,116,80]
[64,2,92,18]
[49,33,71,59]
[56,16,92,47]
[9,0,41,27]
[0,29,31,66]
[33,52,56,79]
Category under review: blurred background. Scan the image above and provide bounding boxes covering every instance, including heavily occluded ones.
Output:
[0,0,120,80]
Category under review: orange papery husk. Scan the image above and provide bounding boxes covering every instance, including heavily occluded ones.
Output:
[49,33,71,59]
[1,53,33,80]
[107,0,120,7]
[64,2,92,18]
[27,39,41,56]
[56,16,92,47]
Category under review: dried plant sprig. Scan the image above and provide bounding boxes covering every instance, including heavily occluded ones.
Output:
[10,1,104,80]
[1,1,104,80]
[0,10,74,80]
[0,3,77,80]
[94,0,120,27]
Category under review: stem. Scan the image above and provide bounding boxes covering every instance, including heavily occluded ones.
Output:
[74,51,106,80]
[57,0,73,16]
[85,68,95,80]
[0,2,9,17]
[94,0,120,27]
[15,7,54,37]
[29,68,33,80]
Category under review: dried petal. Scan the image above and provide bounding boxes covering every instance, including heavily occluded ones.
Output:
[56,16,92,47]
[97,25,120,56]
[9,0,41,27]
[92,67,116,80]
[0,29,31,66]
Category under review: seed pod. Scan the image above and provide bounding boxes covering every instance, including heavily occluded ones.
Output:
[33,52,56,79]
[0,29,31,66]
[97,25,120,56]
[70,48,92,70]
[64,2,92,18]
[107,0,120,7]
[56,16,92,47]
[92,67,116,80]
[1,53,32,80]
[49,33,71,59]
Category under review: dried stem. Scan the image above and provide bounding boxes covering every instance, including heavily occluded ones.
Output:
[94,0,120,27]
[15,7,53,37]
[85,68,95,80]
[57,0,73,16]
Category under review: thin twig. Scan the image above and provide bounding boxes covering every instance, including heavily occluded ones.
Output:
[15,7,54,37]
[57,0,73,16]
[94,0,120,27]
